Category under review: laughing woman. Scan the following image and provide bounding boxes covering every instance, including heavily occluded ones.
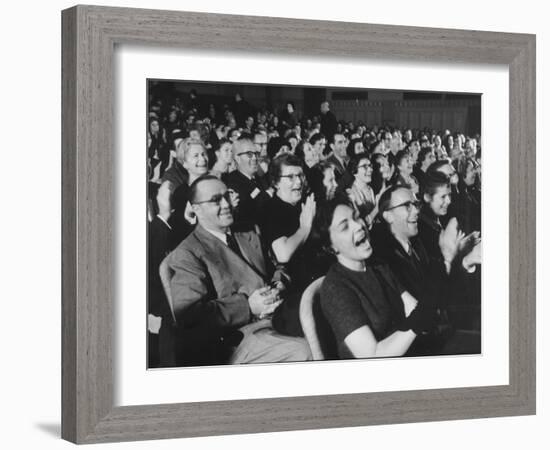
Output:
[346,154,377,227]
[261,154,332,336]
[170,140,210,245]
[392,150,419,195]
[317,199,436,359]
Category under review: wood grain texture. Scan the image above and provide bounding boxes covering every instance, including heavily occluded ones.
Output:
[61,5,536,444]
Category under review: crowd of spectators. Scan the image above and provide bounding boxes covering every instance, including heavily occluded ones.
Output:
[147,88,482,367]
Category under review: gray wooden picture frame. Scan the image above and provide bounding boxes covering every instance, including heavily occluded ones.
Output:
[61,5,536,444]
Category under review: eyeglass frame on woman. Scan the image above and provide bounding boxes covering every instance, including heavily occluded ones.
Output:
[279,173,305,182]
[357,162,372,170]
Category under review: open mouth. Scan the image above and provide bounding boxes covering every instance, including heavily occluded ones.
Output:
[353,229,370,248]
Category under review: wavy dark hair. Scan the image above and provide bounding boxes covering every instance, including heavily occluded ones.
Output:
[313,196,354,254]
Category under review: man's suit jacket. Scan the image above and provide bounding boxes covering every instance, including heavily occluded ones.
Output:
[370,222,447,309]
[326,154,347,182]
[223,170,271,230]
[167,224,269,330]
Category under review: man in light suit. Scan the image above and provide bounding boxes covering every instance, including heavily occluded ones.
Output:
[167,175,311,365]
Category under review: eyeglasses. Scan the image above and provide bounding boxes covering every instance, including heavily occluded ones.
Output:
[357,163,372,170]
[236,151,260,159]
[280,173,305,182]
[193,191,232,205]
[385,200,421,212]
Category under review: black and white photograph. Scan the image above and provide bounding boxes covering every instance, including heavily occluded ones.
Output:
[147,80,482,368]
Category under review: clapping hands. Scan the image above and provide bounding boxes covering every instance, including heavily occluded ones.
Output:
[299,194,317,232]
[462,239,482,271]
[248,284,284,319]
[438,217,464,264]
[458,231,481,255]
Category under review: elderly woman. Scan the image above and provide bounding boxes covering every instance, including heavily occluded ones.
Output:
[170,139,211,245]
[317,198,433,359]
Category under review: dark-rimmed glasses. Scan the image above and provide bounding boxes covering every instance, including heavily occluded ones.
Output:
[192,191,232,205]
[385,200,421,212]
[236,151,260,158]
[279,173,305,182]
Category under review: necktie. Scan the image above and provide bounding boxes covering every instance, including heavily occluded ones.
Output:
[226,233,244,260]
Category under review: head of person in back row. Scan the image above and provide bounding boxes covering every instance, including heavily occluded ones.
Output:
[427,160,459,190]
[326,133,348,181]
[295,140,320,169]
[308,161,338,202]
[346,137,366,159]
[309,132,327,159]
[232,137,260,179]
[180,139,209,184]
[393,150,419,195]
[222,137,271,230]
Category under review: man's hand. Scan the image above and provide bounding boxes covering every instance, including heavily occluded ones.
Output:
[439,217,463,264]
[248,286,283,318]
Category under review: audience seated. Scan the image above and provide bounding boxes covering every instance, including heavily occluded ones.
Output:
[147,89,483,365]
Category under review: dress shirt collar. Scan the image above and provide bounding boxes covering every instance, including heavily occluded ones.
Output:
[201,226,229,245]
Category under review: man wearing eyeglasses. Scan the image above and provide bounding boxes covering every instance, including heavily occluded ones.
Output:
[166,175,311,365]
[224,137,271,231]
[371,185,481,355]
